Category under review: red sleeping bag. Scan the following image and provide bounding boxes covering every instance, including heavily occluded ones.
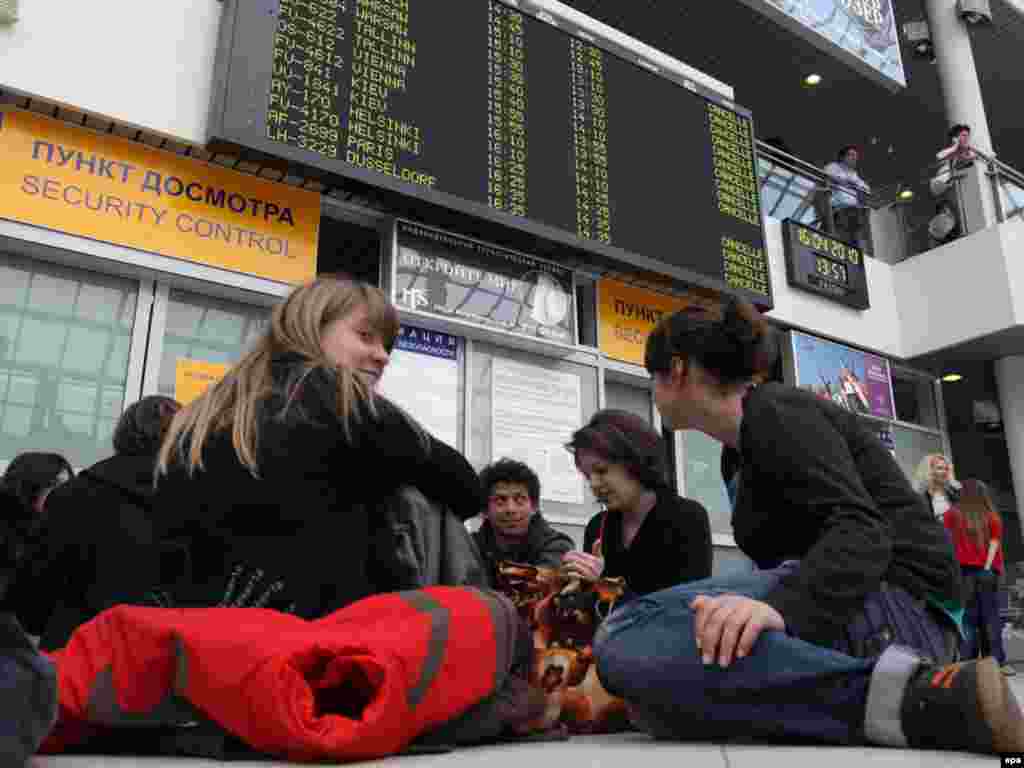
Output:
[40,586,524,762]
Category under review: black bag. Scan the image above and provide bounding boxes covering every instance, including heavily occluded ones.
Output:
[0,612,57,765]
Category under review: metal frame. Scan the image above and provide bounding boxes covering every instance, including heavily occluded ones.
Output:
[123,279,156,408]
[140,283,171,397]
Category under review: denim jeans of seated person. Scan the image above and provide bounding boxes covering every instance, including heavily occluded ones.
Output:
[593,564,955,746]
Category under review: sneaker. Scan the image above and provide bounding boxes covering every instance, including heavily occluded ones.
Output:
[1002,664,1017,677]
[902,657,1024,754]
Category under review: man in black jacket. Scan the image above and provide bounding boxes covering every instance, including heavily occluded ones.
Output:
[474,459,574,571]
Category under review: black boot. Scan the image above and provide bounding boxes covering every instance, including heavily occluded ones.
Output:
[901,656,1024,754]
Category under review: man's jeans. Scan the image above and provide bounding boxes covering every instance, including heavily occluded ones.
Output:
[594,565,951,745]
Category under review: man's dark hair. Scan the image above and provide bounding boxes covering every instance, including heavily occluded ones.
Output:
[480,458,541,506]
[948,124,971,142]
[2,453,74,510]
[0,484,34,581]
[113,395,181,456]
[837,145,859,161]
[565,410,668,491]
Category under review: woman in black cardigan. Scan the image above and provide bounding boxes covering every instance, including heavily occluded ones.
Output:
[152,275,485,620]
[592,299,1022,756]
[562,409,711,597]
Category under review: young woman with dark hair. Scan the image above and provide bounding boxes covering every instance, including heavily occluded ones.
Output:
[591,300,1022,755]
[946,478,1015,675]
[1,396,183,650]
[562,409,711,597]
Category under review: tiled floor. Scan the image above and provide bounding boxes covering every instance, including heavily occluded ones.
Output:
[31,679,1022,767]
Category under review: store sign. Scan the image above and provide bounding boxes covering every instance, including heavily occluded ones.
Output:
[790,331,895,420]
[393,220,576,346]
[0,109,320,285]
[597,278,719,366]
[734,0,905,90]
[175,358,230,405]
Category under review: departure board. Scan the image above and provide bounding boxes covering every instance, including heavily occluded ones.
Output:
[210,0,772,306]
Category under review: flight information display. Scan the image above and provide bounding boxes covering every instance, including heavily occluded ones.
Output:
[210,0,772,306]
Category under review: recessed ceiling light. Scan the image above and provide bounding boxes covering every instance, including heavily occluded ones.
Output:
[898,189,914,200]
[804,74,823,86]
[941,373,964,383]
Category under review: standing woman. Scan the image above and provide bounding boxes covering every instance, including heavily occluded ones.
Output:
[592,300,1023,755]
[154,275,485,619]
[561,409,712,596]
[945,479,1015,675]
[915,453,960,522]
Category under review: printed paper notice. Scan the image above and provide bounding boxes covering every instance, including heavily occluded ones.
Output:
[175,359,230,405]
[378,326,460,448]
[491,358,583,505]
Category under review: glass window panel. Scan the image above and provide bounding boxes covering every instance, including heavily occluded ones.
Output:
[57,379,97,415]
[26,273,77,316]
[0,252,139,468]
[2,405,31,438]
[62,326,110,375]
[156,290,271,398]
[75,283,125,326]
[893,425,944,484]
[682,430,732,535]
[604,379,652,425]
[15,318,65,367]
[0,265,30,307]
[892,372,939,430]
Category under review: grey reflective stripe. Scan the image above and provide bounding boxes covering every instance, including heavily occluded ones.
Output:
[399,591,451,709]
[86,665,199,726]
[863,644,922,747]
[472,588,517,692]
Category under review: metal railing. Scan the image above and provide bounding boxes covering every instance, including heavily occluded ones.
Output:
[988,154,1024,224]
[755,140,879,255]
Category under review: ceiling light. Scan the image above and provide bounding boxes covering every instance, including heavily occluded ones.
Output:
[898,188,914,200]
[941,373,964,383]
[804,74,823,86]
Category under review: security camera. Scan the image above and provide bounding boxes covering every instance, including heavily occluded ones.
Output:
[957,0,992,24]
[901,20,935,60]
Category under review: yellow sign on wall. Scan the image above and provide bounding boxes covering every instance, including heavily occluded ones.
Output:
[175,359,231,406]
[0,109,319,285]
[597,278,719,366]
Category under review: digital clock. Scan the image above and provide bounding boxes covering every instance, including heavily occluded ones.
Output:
[783,220,869,309]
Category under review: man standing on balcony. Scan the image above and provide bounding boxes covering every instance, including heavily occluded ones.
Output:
[824,146,872,247]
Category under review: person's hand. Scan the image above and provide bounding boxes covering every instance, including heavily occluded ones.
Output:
[691,594,785,668]
[562,551,604,581]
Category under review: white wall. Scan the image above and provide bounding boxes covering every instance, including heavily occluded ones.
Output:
[0,0,221,145]
[892,220,1024,359]
[763,217,905,357]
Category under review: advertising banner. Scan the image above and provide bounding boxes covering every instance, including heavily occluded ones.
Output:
[394,220,576,347]
[734,0,906,89]
[790,331,895,419]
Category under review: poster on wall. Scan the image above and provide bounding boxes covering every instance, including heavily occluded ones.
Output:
[491,358,583,505]
[790,331,895,420]
[378,325,460,449]
[393,221,576,347]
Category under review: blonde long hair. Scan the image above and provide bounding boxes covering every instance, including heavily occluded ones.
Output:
[913,453,956,494]
[157,275,401,478]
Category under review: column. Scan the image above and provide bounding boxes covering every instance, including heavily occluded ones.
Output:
[923,0,998,232]
[994,356,1024,528]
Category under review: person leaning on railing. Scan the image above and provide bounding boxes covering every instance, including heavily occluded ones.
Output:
[929,124,976,245]
[823,145,872,247]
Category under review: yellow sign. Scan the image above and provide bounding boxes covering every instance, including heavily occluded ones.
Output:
[597,278,719,366]
[175,359,230,406]
[0,109,319,284]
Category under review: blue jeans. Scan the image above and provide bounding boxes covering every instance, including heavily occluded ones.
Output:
[594,565,950,745]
